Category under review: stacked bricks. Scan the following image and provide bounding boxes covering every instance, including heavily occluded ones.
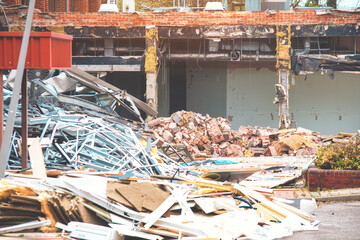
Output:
[307,168,360,190]
[89,0,101,12]
[75,0,89,13]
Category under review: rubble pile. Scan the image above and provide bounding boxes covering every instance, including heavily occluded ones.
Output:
[148,111,245,157]
[0,69,320,239]
[322,131,360,144]
[0,177,319,239]
[148,111,321,158]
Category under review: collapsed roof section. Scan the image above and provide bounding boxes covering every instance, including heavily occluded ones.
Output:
[292,55,360,75]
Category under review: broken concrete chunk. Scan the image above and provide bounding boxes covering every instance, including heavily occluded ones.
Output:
[163,130,174,143]
[171,112,182,124]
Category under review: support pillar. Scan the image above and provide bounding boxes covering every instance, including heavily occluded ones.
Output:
[0,71,3,149]
[21,71,28,169]
[276,25,291,129]
[145,25,158,111]
[278,70,289,129]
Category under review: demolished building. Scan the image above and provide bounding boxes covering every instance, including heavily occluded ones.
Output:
[1,1,357,238]
[1,1,360,134]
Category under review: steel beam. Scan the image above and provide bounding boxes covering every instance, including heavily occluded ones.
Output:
[21,72,28,169]
[0,0,36,178]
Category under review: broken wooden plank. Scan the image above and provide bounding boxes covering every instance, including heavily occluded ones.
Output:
[28,137,47,179]
[141,194,177,230]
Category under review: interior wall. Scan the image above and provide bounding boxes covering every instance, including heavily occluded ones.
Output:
[226,66,278,129]
[186,62,227,118]
[169,62,187,114]
[157,62,170,117]
[290,72,360,135]
[162,61,360,135]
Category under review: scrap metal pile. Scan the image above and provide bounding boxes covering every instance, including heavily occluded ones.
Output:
[3,68,188,178]
[0,69,319,239]
[148,111,320,158]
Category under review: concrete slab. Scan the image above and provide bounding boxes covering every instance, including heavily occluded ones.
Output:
[312,187,360,202]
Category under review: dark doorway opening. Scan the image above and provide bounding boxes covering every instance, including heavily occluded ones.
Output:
[170,62,186,114]
[105,71,146,120]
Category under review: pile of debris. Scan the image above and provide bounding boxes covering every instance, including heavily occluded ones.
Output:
[148,111,244,158]
[0,175,319,239]
[0,68,322,239]
[3,68,195,179]
[147,111,320,158]
[322,131,360,144]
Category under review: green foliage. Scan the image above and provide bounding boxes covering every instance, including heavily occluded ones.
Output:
[315,137,360,170]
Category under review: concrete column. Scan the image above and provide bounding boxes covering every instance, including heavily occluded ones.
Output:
[278,70,289,129]
[145,25,158,111]
[276,25,291,129]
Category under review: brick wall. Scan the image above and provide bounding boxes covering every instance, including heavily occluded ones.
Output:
[307,168,360,190]
[2,0,243,12]
[135,0,243,11]
[2,0,21,5]
[55,0,69,12]
[75,0,89,12]
[35,0,48,12]
[9,11,358,27]
[89,0,101,12]
[3,0,48,11]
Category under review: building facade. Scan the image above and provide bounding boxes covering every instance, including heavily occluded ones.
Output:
[1,1,360,134]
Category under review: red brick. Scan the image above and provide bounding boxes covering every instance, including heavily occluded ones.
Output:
[347,171,359,179]
[2,0,21,5]
[74,0,89,13]
[89,0,101,12]
[335,171,348,180]
[56,0,69,12]
[7,11,359,26]
[350,179,360,186]
[324,170,335,177]
[35,0,47,12]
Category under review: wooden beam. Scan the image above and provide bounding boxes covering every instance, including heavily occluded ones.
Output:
[29,138,47,179]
